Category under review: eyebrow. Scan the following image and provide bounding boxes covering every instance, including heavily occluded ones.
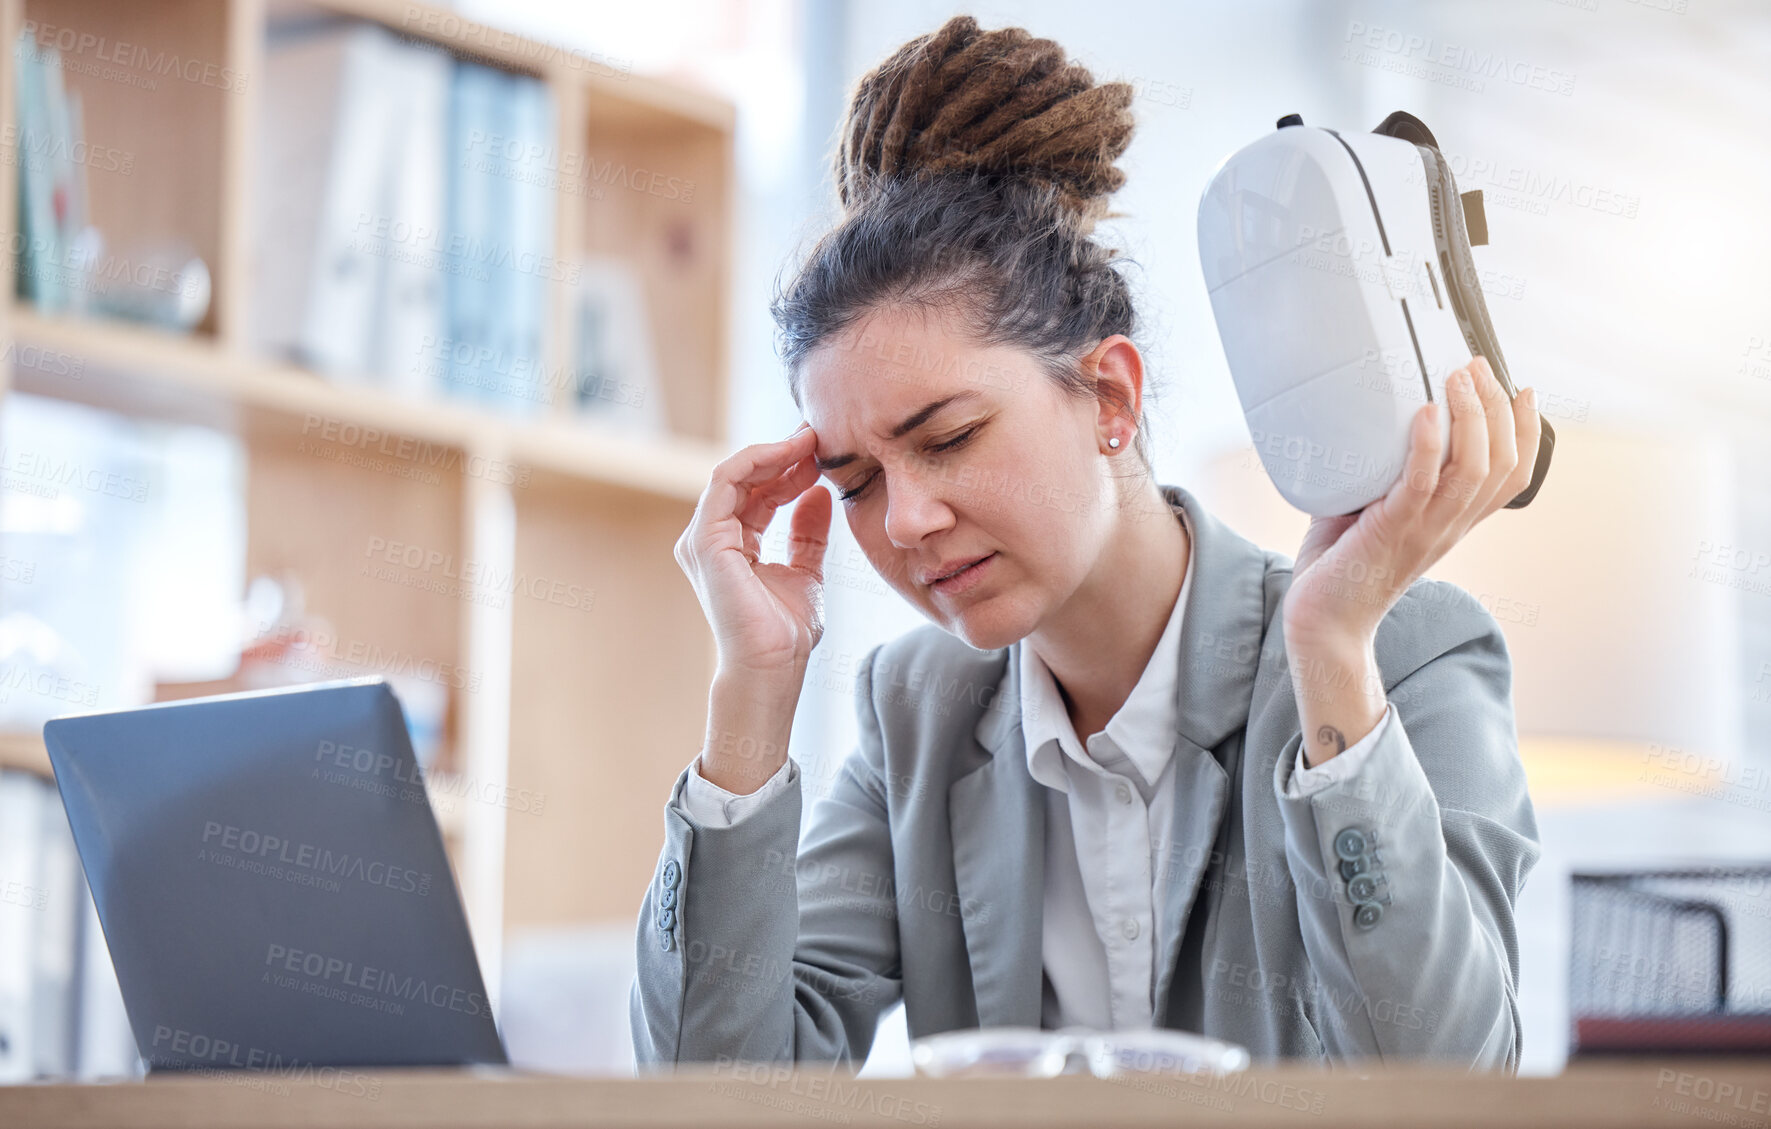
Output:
[813,391,982,473]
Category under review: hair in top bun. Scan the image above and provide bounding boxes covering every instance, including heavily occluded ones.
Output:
[835,15,1135,233]
[773,16,1155,472]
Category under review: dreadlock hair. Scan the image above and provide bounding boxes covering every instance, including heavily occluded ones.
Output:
[771,15,1156,475]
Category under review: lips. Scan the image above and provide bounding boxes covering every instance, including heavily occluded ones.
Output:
[921,554,991,586]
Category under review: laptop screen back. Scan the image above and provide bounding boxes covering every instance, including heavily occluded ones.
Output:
[43,678,508,1070]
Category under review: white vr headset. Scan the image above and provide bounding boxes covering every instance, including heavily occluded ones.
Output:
[1197,111,1554,516]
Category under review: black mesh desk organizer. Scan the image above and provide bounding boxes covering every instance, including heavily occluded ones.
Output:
[1569,867,1771,1055]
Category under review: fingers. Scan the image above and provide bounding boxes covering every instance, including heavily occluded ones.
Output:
[1341,359,1541,607]
[686,425,818,570]
[1422,364,1489,527]
[700,426,817,528]
[1468,357,1518,515]
[735,448,820,541]
[787,485,832,579]
[1379,396,1445,529]
[1479,376,1543,518]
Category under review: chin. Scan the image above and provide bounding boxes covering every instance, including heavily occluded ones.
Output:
[935,597,1036,653]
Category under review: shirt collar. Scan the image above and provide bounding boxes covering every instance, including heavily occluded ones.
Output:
[1018,508,1194,795]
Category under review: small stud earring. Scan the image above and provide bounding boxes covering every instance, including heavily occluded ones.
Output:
[1108,436,1121,449]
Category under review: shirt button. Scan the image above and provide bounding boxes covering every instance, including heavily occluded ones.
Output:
[1122,918,1140,940]
[1116,783,1133,804]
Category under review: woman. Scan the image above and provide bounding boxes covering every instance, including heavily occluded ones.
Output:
[632,15,1542,1071]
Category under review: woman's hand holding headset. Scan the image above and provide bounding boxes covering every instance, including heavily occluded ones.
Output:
[1283,356,1541,643]
[674,423,830,792]
[1280,356,1542,765]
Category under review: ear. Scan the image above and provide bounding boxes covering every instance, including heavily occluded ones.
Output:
[1080,334,1145,436]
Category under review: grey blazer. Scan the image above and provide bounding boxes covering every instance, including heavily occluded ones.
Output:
[631,482,1540,1071]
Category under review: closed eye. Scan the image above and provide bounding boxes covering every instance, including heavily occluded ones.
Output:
[929,425,980,454]
[837,424,982,503]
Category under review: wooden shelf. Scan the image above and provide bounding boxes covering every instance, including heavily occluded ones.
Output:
[8,308,722,503]
[0,0,736,972]
[302,0,736,131]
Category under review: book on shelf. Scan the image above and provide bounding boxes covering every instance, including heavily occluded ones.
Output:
[12,30,209,330]
[12,31,78,313]
[377,37,452,397]
[258,20,583,422]
[571,255,666,436]
[260,22,423,382]
[0,768,135,1082]
[441,62,511,409]
[484,69,555,418]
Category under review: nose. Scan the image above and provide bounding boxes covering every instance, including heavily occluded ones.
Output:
[883,461,954,550]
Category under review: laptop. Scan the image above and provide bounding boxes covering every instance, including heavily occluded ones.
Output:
[43,678,509,1071]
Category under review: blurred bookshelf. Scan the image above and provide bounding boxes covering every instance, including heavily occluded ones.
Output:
[0,0,735,991]
[0,730,49,776]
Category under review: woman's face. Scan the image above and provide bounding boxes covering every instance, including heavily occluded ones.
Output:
[798,305,1132,651]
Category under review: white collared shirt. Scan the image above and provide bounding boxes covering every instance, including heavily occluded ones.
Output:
[680,507,1394,1031]
[1020,506,1391,1030]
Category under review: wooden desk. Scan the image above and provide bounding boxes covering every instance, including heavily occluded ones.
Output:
[3,1060,1769,1129]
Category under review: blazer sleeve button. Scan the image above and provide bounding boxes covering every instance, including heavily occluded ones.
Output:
[1334,828,1367,862]
[661,931,675,952]
[1349,874,1379,902]
[663,859,681,889]
[1354,902,1383,930]
[660,886,677,910]
[658,907,677,931]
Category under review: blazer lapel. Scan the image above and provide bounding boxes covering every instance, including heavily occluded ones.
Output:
[950,641,1046,1029]
[1150,734,1230,1025]
[1150,484,1273,1026]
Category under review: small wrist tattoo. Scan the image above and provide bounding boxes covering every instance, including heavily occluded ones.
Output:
[1315,725,1348,756]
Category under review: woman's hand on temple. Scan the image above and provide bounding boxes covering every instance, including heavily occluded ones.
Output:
[674,423,832,688]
